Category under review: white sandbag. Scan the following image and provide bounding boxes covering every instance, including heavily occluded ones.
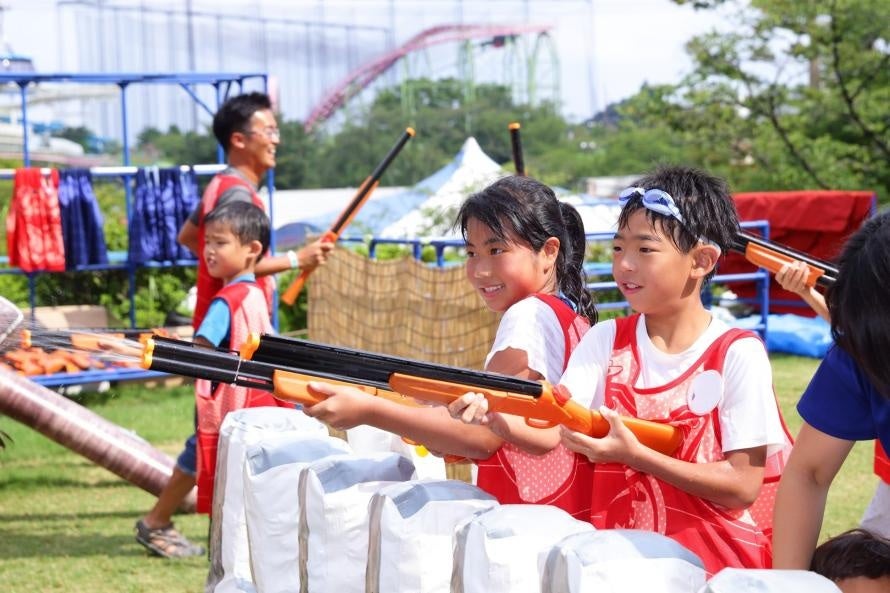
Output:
[346,424,446,480]
[243,433,352,593]
[452,504,593,593]
[366,480,498,593]
[207,407,327,593]
[299,452,416,593]
[700,568,841,593]
[541,529,707,593]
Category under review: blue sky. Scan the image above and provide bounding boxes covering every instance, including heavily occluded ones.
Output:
[2,0,733,127]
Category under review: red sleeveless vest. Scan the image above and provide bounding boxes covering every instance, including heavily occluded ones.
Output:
[475,294,595,519]
[194,281,289,514]
[876,442,890,484]
[193,173,274,330]
[592,314,792,575]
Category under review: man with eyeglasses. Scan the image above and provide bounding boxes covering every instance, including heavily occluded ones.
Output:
[134,91,332,559]
[180,91,332,329]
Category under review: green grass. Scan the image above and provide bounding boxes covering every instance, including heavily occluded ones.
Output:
[0,355,879,592]
[0,383,208,593]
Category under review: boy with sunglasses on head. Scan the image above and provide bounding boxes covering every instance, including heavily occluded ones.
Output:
[557,165,791,575]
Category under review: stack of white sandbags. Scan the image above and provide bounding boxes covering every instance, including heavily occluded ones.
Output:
[299,452,417,593]
[700,568,841,593]
[207,407,328,593]
[243,432,352,593]
[346,424,446,480]
[452,504,593,593]
[366,480,498,593]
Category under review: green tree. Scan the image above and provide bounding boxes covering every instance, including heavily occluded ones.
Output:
[673,0,889,197]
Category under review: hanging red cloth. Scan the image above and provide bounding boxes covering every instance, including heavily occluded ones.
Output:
[6,168,65,272]
[723,190,875,314]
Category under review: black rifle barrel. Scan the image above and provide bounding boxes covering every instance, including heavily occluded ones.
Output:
[248,334,544,397]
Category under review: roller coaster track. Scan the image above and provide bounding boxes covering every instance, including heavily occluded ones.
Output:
[304,23,552,130]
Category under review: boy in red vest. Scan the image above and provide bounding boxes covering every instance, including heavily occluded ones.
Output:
[190,201,293,515]
[135,93,331,558]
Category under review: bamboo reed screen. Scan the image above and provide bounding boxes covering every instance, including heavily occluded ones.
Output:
[308,249,499,369]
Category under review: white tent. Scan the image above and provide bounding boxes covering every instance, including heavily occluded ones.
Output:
[270,139,626,247]
[271,136,505,246]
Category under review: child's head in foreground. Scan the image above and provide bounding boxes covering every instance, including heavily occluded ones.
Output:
[810,528,890,593]
[827,210,890,395]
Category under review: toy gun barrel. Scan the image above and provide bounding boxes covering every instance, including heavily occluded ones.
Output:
[143,337,398,400]
[243,333,542,397]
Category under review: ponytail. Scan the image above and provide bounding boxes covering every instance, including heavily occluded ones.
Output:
[557,201,597,324]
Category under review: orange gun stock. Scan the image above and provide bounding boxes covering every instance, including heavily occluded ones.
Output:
[271,369,416,409]
[280,127,415,305]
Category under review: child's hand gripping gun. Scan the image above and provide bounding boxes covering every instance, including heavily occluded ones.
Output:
[141,333,682,456]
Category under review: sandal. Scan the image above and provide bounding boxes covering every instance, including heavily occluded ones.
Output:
[135,519,205,559]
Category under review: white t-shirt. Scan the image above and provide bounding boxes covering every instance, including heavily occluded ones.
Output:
[486,297,567,383]
[559,314,786,455]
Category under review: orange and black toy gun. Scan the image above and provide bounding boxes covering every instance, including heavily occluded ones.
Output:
[732,231,838,288]
[141,334,682,456]
[508,122,525,176]
[280,127,415,305]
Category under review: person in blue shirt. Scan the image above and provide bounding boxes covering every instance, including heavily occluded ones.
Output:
[773,211,890,569]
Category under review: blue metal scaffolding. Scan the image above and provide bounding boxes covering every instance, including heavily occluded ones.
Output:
[0,71,270,385]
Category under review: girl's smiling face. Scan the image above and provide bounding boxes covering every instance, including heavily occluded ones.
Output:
[464,216,559,313]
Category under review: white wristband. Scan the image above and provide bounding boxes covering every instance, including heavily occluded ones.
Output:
[286,249,300,269]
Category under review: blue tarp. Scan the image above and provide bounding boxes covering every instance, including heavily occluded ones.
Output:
[734,313,832,358]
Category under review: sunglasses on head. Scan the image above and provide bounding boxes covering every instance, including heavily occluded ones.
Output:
[618,186,721,252]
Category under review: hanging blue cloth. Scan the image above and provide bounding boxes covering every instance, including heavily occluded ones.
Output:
[58,168,109,269]
[129,167,200,263]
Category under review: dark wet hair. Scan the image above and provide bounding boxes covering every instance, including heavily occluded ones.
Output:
[810,528,890,582]
[204,201,270,262]
[827,211,890,396]
[617,165,740,283]
[212,92,273,152]
[455,175,597,324]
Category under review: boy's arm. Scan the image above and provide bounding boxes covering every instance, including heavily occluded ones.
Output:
[561,407,766,508]
[772,422,854,569]
[193,299,230,348]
